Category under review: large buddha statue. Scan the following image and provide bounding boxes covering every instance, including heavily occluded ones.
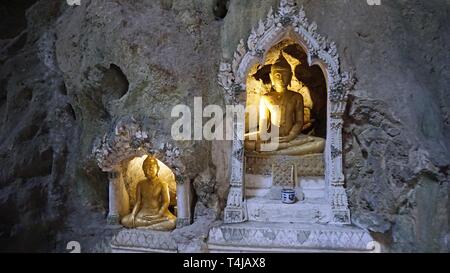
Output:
[121,156,176,231]
[245,53,325,156]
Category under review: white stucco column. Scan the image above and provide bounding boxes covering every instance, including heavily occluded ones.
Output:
[107,166,129,225]
[176,176,193,228]
[224,107,247,223]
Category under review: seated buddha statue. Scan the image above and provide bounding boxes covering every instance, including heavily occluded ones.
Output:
[245,53,325,156]
[121,156,176,231]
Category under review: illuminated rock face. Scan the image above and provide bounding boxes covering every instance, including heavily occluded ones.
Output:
[0,0,448,252]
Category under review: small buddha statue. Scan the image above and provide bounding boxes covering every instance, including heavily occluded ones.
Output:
[245,53,325,156]
[121,156,176,231]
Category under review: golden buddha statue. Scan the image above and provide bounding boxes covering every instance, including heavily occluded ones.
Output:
[245,53,325,156]
[121,156,176,231]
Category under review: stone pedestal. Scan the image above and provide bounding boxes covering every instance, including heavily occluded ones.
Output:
[246,153,325,177]
[245,153,330,222]
[246,197,329,224]
[208,222,375,253]
[111,229,177,253]
[247,153,324,201]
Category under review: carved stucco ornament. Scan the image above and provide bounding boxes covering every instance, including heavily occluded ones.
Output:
[92,116,186,180]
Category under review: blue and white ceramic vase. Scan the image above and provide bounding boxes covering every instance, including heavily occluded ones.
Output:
[281,189,296,204]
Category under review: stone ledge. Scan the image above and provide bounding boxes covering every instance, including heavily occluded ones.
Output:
[111,222,374,253]
[246,197,330,224]
[207,221,374,253]
[111,228,178,253]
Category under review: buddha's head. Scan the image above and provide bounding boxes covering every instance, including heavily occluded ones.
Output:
[142,156,160,178]
[270,53,292,93]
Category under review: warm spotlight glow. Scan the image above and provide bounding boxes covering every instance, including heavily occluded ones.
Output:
[125,155,177,206]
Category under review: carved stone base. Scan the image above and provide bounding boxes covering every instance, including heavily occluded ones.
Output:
[247,197,329,223]
[176,218,192,228]
[111,222,373,253]
[107,214,120,226]
[207,222,375,253]
[111,229,178,253]
[246,153,325,176]
[331,210,351,225]
[224,205,247,224]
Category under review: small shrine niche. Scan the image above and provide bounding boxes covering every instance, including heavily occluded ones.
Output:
[92,117,194,230]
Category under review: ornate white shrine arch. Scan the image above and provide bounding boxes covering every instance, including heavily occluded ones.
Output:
[93,116,194,228]
[219,0,356,225]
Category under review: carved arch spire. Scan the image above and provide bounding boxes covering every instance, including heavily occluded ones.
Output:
[218,0,356,109]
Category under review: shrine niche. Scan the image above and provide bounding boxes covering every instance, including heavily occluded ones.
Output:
[208,0,373,253]
[217,0,354,225]
[245,39,327,141]
[92,116,194,229]
[243,39,330,223]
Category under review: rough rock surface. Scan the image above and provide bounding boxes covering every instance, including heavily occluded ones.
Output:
[0,0,448,252]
